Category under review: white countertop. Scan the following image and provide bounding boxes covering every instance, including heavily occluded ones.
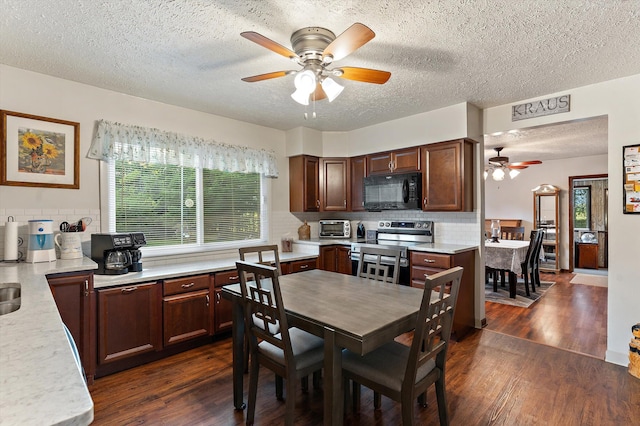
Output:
[0,258,97,426]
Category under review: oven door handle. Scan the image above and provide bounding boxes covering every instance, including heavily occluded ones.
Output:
[402,178,410,202]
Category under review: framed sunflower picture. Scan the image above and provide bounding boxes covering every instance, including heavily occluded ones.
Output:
[1,110,80,189]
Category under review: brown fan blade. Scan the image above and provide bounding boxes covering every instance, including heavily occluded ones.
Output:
[510,160,542,166]
[241,31,297,59]
[241,71,292,82]
[336,67,391,84]
[323,23,375,61]
[508,165,529,170]
[311,83,327,101]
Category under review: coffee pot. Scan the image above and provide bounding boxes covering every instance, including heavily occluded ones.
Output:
[105,250,132,272]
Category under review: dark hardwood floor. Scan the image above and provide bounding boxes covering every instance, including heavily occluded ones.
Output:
[88,270,637,425]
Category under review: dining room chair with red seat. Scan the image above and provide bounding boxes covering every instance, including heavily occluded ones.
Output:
[236,260,325,426]
[342,266,464,426]
[356,246,403,284]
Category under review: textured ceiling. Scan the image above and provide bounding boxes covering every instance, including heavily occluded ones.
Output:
[1,1,637,158]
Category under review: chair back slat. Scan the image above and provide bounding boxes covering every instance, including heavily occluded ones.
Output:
[357,246,403,284]
[406,266,464,385]
[236,260,291,356]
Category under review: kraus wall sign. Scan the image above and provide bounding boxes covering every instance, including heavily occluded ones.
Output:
[511,94,570,121]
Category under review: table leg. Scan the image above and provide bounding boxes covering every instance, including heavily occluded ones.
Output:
[508,271,517,298]
[323,327,343,426]
[231,298,246,410]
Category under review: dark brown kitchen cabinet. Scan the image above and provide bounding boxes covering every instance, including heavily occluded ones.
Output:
[289,155,320,212]
[367,147,420,175]
[320,157,349,211]
[421,139,474,212]
[162,274,213,346]
[97,281,162,365]
[319,245,352,274]
[47,271,96,384]
[350,155,367,211]
[410,249,475,340]
[213,270,239,333]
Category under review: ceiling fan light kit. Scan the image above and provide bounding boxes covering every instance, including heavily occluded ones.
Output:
[241,23,391,110]
[484,146,542,181]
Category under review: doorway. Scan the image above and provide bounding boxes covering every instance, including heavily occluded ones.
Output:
[568,174,608,273]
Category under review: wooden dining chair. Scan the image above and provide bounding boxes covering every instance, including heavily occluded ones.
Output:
[519,230,543,296]
[236,260,325,426]
[239,244,282,274]
[356,246,403,284]
[528,229,545,290]
[342,266,464,426]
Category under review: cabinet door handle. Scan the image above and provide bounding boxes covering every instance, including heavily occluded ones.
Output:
[121,286,138,293]
[316,199,320,208]
[300,264,309,269]
[181,282,195,289]
[206,294,210,307]
[84,279,89,297]
[424,273,430,278]
[343,199,346,207]
[229,275,239,281]
[216,292,221,302]
[423,259,436,263]
[388,161,393,171]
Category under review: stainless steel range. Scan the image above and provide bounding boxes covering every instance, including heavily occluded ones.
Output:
[350,220,434,284]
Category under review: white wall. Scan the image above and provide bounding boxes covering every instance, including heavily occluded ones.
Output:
[484,73,640,366]
[0,65,291,255]
[485,154,608,270]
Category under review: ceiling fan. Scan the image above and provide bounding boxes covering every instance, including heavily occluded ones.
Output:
[240,23,391,106]
[485,147,542,180]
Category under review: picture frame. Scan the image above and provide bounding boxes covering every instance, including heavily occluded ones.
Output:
[623,143,640,214]
[1,110,80,189]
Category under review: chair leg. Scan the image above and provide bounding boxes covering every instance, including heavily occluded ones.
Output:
[275,374,283,400]
[417,391,427,408]
[435,376,450,426]
[352,381,361,413]
[374,391,381,410]
[522,268,531,296]
[312,370,321,389]
[247,355,260,425]
[284,377,296,426]
[301,375,309,393]
[401,394,415,426]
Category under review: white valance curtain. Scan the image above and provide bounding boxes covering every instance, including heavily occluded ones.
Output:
[87,120,279,177]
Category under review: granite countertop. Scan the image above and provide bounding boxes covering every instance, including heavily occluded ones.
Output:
[0,257,97,426]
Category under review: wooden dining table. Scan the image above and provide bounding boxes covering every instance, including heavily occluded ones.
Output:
[221,268,425,426]
[485,239,530,298]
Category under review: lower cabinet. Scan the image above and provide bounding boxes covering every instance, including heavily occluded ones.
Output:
[47,271,96,384]
[287,258,317,274]
[97,281,162,365]
[213,270,239,333]
[319,245,351,274]
[410,250,475,340]
[163,274,213,346]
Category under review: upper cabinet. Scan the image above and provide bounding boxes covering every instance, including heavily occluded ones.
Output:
[533,184,561,273]
[421,139,475,212]
[320,158,350,211]
[350,156,367,212]
[367,147,420,175]
[289,155,320,212]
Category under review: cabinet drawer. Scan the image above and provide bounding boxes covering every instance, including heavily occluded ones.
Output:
[411,252,452,269]
[214,270,241,287]
[288,258,317,274]
[163,274,210,296]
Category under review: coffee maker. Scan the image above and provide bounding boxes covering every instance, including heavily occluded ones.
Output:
[91,233,145,275]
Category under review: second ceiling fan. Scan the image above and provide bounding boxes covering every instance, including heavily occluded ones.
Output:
[240,23,391,105]
[486,147,542,180]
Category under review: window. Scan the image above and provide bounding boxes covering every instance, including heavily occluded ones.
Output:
[573,186,591,230]
[110,159,265,254]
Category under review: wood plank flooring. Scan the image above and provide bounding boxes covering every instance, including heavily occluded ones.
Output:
[88,270,635,425]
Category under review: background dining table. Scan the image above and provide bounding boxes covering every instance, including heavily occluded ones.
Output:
[222,268,426,426]
[485,239,530,298]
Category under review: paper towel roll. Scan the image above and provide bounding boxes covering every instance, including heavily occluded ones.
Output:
[4,220,19,261]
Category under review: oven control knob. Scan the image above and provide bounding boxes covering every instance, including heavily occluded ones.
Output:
[378,221,385,228]
[385,221,391,227]
[415,223,422,228]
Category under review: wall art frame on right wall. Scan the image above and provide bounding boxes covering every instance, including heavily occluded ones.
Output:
[623,143,640,214]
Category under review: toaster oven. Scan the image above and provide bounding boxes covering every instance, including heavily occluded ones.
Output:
[319,220,351,238]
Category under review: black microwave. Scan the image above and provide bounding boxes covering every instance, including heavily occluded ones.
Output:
[363,172,422,211]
